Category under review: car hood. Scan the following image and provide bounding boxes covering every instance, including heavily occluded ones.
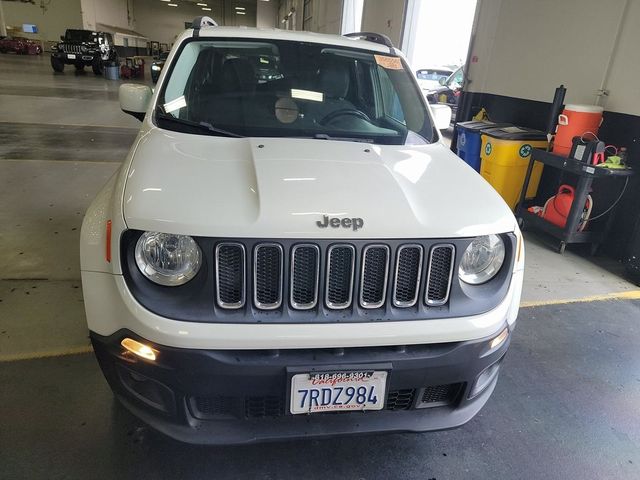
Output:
[123,128,515,238]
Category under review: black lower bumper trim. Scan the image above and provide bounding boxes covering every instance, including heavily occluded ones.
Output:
[91,328,510,445]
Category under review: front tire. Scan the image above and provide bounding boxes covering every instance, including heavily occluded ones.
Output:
[51,56,64,72]
[92,58,104,75]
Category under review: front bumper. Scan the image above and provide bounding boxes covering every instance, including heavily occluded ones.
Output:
[91,327,510,445]
[51,52,95,64]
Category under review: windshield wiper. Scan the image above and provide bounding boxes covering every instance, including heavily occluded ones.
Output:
[313,133,374,143]
[155,111,243,138]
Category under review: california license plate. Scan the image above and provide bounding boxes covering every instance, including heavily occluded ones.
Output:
[67,54,76,59]
[290,371,387,414]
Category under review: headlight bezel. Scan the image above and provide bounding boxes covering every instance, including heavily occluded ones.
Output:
[134,231,202,287]
[458,234,506,285]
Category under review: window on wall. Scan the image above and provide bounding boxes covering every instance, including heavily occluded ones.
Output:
[303,0,313,30]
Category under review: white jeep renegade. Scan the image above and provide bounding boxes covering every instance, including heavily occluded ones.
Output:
[81,18,524,444]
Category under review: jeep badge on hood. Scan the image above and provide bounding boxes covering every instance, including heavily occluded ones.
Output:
[316,215,364,231]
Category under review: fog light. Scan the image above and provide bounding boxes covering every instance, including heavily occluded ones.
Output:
[121,338,158,361]
[469,360,502,399]
[489,328,509,350]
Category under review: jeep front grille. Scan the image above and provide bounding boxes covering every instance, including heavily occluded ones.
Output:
[425,245,455,306]
[215,243,246,308]
[213,241,456,312]
[392,245,423,307]
[290,244,320,309]
[359,245,389,308]
[63,45,82,54]
[253,244,283,309]
[326,245,356,309]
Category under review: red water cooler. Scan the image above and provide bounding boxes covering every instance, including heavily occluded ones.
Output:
[552,104,603,156]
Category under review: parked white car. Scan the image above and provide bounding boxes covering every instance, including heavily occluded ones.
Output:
[415,66,454,92]
[81,18,524,444]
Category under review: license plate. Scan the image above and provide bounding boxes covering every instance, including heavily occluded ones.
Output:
[290,371,387,414]
[67,54,76,59]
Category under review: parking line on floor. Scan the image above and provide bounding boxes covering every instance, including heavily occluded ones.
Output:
[0,345,93,363]
[520,289,640,308]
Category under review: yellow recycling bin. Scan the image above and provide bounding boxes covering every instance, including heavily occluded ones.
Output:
[480,126,548,210]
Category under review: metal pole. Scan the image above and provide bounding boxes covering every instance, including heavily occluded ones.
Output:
[0,0,8,37]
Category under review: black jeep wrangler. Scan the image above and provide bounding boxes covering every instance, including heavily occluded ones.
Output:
[51,29,117,75]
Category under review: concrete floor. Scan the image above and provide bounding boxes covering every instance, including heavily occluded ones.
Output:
[1,53,640,479]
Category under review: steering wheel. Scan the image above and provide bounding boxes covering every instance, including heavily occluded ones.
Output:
[319,108,372,126]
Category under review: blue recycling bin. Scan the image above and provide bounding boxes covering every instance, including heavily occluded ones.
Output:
[456,121,511,172]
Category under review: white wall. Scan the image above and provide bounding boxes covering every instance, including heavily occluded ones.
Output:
[307,0,343,34]
[82,0,134,31]
[467,0,639,115]
[257,0,279,28]
[278,0,342,34]
[361,0,405,47]
[1,0,83,42]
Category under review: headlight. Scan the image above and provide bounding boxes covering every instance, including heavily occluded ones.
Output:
[81,45,88,53]
[134,232,201,286]
[458,234,505,285]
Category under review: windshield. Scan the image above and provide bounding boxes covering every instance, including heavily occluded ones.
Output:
[157,38,435,145]
[446,66,464,89]
[65,30,95,43]
[416,69,451,81]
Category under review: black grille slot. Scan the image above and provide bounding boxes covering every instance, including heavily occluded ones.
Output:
[425,245,455,306]
[191,396,237,419]
[245,396,284,418]
[326,245,355,309]
[386,389,415,411]
[360,245,390,308]
[290,244,320,309]
[419,383,462,407]
[63,45,82,54]
[393,245,423,307]
[215,243,246,308]
[254,244,283,309]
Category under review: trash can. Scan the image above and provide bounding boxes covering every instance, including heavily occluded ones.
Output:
[480,126,549,210]
[104,63,120,80]
[456,121,511,172]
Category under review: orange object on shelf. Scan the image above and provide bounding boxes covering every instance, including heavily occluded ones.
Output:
[552,104,603,156]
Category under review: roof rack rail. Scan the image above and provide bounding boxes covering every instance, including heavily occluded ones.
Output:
[344,32,395,50]
[192,16,218,38]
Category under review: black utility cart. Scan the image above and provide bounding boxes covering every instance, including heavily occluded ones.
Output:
[515,148,634,254]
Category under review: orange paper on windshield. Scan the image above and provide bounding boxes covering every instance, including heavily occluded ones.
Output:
[374,55,402,70]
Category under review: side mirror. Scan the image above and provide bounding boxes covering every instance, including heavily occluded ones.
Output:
[429,104,452,130]
[60,35,65,41]
[119,84,152,121]
[438,77,447,86]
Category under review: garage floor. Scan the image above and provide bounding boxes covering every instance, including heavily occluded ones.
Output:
[1,54,640,479]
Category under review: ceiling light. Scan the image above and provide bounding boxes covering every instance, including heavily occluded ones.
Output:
[236,11,246,14]
[196,2,207,5]
[167,3,178,5]
[235,6,246,10]
[202,7,211,10]
[160,0,170,2]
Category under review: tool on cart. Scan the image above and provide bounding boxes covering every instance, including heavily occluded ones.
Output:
[545,85,566,146]
[532,184,593,231]
[569,135,605,165]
